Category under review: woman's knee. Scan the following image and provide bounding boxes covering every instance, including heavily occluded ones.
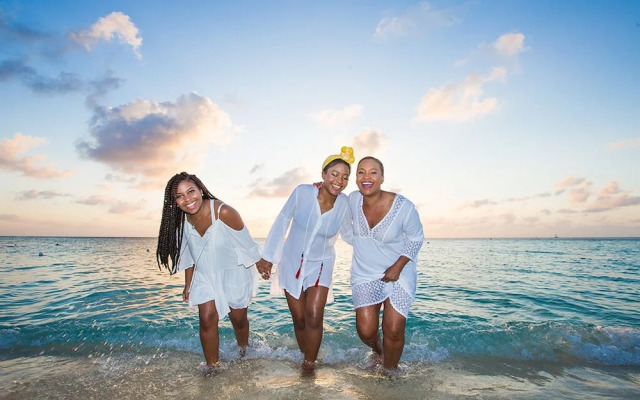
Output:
[200,311,219,332]
[229,310,248,329]
[304,307,324,330]
[356,321,379,342]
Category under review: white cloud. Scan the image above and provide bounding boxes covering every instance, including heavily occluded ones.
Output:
[0,133,73,178]
[76,195,147,214]
[609,136,640,150]
[415,67,506,122]
[586,193,640,213]
[374,2,459,39]
[248,167,311,198]
[15,190,71,200]
[70,12,143,58]
[352,129,388,156]
[311,104,363,127]
[555,176,586,189]
[493,32,526,57]
[77,92,238,178]
[599,181,620,195]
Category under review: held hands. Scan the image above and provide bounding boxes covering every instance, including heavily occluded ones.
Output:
[256,258,273,280]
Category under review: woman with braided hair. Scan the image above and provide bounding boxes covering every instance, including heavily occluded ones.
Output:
[156,172,261,369]
[256,146,355,372]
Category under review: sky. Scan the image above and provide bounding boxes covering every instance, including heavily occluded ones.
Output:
[1,0,639,239]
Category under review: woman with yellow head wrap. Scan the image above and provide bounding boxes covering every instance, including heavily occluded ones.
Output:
[256,146,354,372]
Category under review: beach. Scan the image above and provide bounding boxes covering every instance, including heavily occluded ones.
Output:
[1,237,639,399]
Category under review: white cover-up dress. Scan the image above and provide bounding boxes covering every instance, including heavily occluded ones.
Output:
[348,191,424,318]
[261,184,352,301]
[177,200,261,319]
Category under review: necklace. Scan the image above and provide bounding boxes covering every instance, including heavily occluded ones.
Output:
[187,203,209,230]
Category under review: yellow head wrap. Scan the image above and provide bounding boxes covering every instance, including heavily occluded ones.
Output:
[322,146,355,170]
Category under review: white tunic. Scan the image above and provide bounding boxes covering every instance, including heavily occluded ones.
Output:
[177,200,261,319]
[261,184,352,300]
[348,191,424,317]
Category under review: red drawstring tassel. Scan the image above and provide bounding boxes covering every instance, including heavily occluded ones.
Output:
[295,253,303,279]
[314,262,323,287]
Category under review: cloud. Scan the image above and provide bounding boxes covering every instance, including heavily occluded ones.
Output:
[609,137,640,150]
[69,12,142,58]
[416,67,506,122]
[86,70,125,107]
[247,167,311,198]
[105,173,137,184]
[504,192,551,203]
[568,187,591,205]
[0,214,19,221]
[76,194,146,214]
[0,59,83,94]
[76,195,108,206]
[0,12,129,98]
[352,129,388,156]
[249,164,264,174]
[311,104,363,127]
[76,92,237,178]
[455,31,526,69]
[585,193,640,213]
[493,32,526,57]
[0,12,50,41]
[555,176,586,189]
[15,190,71,200]
[374,2,459,39]
[457,199,497,210]
[0,133,73,178]
[599,181,620,195]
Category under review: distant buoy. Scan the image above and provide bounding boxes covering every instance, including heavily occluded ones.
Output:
[38,252,44,256]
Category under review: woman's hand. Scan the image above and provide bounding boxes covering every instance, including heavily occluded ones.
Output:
[182,287,189,303]
[381,256,410,282]
[256,258,273,280]
[381,264,402,282]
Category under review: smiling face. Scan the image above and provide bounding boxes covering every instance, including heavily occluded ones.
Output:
[321,162,350,196]
[356,157,384,195]
[174,179,204,215]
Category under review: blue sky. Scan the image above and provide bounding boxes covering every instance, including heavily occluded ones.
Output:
[1,0,639,238]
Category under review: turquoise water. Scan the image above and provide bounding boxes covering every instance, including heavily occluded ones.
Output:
[1,236,639,399]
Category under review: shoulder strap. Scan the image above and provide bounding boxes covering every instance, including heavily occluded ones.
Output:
[215,201,225,220]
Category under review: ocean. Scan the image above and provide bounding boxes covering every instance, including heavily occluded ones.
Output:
[1,236,638,399]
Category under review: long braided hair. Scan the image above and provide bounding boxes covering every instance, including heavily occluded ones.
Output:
[156,172,218,275]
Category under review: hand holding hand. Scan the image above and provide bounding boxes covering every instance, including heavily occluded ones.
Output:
[256,258,273,280]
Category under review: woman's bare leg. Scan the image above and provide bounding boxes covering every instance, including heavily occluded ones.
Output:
[355,303,383,358]
[301,286,329,367]
[381,298,406,370]
[198,300,220,366]
[285,290,307,354]
[228,307,249,355]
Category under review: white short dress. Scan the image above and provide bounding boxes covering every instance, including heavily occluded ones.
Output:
[348,191,424,318]
[177,200,261,319]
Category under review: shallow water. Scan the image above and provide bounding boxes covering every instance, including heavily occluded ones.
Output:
[1,236,639,399]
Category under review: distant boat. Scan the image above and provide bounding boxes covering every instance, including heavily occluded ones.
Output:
[554,234,558,239]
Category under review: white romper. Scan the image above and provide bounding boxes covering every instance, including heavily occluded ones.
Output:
[177,200,261,319]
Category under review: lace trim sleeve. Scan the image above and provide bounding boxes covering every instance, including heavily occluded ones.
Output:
[401,205,424,261]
